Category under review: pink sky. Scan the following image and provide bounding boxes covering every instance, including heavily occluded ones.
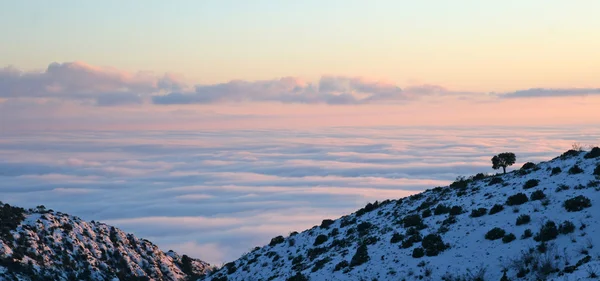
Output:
[1,61,599,132]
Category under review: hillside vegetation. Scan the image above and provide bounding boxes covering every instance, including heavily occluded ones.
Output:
[0,203,210,281]
[202,148,600,281]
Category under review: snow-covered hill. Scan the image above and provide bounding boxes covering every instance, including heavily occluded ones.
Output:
[202,148,600,281]
[0,203,211,281]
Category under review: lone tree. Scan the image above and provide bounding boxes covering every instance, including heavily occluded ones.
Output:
[491,152,516,174]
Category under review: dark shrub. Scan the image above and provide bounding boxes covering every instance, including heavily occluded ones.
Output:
[401,233,423,249]
[489,204,504,215]
[409,193,423,201]
[406,227,420,236]
[320,219,334,229]
[269,236,285,246]
[559,149,581,160]
[535,221,558,242]
[314,234,328,246]
[291,255,304,269]
[470,208,487,218]
[441,216,457,227]
[488,177,504,186]
[363,236,378,246]
[516,214,531,226]
[568,165,584,175]
[449,206,463,216]
[224,262,237,274]
[311,257,331,272]
[594,164,600,176]
[286,272,309,281]
[333,260,349,271]
[558,221,575,234]
[530,190,546,201]
[506,193,529,206]
[412,247,425,258]
[502,233,516,243]
[340,217,355,228]
[62,223,73,232]
[485,227,506,240]
[434,204,450,215]
[523,179,539,189]
[556,184,570,192]
[438,225,449,234]
[0,204,26,240]
[521,162,536,170]
[551,167,562,176]
[471,173,488,181]
[307,247,327,261]
[564,195,592,212]
[422,209,432,218]
[537,241,548,253]
[390,232,404,244]
[450,177,470,190]
[521,229,533,239]
[421,234,447,256]
[417,200,435,211]
[589,180,600,188]
[350,243,369,267]
[355,201,379,216]
[584,147,600,159]
[407,232,423,243]
[357,222,373,236]
[402,214,423,228]
[401,239,414,249]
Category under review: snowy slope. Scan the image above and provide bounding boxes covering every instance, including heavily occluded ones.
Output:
[0,203,211,281]
[202,148,600,281]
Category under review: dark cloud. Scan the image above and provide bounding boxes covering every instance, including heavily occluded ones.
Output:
[499,88,600,98]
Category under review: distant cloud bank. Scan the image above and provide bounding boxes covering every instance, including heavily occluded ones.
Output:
[152,76,409,105]
[0,61,184,106]
[498,88,600,98]
[3,62,598,107]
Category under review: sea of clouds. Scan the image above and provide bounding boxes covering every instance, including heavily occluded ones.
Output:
[1,126,599,264]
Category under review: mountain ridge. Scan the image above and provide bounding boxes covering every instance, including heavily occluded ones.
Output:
[0,202,211,281]
[201,148,600,281]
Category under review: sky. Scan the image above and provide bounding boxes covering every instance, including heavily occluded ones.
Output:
[1,1,600,90]
[1,0,600,265]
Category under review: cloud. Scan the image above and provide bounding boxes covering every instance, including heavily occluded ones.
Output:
[0,62,186,106]
[3,62,600,109]
[1,126,599,264]
[152,76,411,105]
[499,88,600,98]
[95,92,144,106]
[52,187,97,194]
[162,242,224,266]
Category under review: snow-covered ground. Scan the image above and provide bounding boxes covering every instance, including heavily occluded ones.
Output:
[203,149,600,281]
[0,204,210,280]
